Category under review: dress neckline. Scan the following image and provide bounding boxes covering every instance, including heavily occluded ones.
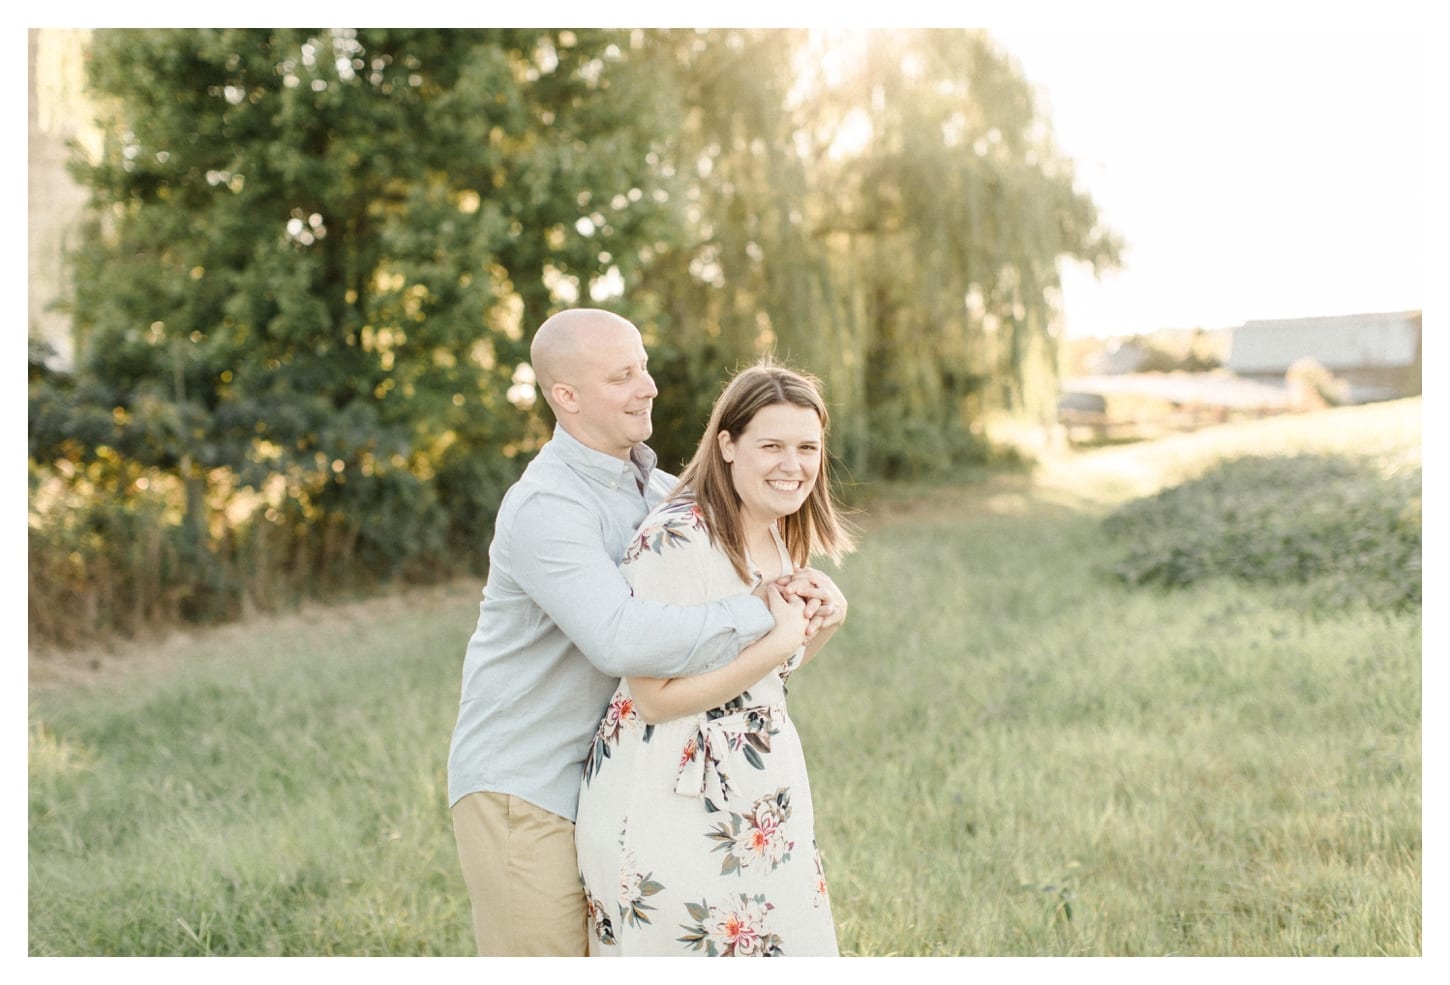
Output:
[745,521,793,586]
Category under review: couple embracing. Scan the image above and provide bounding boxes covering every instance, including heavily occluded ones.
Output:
[446,308,855,957]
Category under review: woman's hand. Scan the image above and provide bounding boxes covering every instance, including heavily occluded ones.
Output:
[763,582,810,657]
[777,568,847,639]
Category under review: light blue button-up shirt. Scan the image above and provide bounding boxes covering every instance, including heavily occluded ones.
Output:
[446,424,774,821]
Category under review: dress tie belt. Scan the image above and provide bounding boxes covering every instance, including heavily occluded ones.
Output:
[672,702,787,805]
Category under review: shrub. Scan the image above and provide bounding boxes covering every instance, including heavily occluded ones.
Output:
[1101,452,1421,611]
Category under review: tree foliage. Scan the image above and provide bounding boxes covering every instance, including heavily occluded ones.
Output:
[31,27,1119,642]
[614,29,1120,476]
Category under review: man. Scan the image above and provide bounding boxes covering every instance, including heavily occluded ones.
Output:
[447,308,791,956]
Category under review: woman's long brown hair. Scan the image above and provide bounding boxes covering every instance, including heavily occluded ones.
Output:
[670,360,856,583]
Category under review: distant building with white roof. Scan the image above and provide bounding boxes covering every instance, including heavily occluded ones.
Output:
[1225,310,1422,404]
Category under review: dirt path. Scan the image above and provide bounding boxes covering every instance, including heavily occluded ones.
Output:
[27,579,481,696]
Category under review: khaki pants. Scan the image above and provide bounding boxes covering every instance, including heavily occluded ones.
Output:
[451,790,588,957]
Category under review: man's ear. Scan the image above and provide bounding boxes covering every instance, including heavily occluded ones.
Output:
[551,383,579,415]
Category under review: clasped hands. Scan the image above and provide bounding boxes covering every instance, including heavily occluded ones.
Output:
[758,567,847,642]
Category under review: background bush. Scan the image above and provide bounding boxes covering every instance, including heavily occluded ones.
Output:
[1101,452,1422,612]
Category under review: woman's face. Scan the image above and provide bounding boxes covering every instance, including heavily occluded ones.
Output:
[718,401,823,528]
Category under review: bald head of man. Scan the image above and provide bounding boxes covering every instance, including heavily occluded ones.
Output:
[529,308,659,460]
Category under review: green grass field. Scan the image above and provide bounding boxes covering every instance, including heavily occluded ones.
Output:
[28,400,1422,957]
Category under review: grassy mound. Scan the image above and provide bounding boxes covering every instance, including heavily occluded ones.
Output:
[1102,451,1421,611]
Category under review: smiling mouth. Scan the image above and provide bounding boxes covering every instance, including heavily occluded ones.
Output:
[767,480,803,492]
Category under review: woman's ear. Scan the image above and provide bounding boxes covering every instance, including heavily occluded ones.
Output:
[716,429,735,464]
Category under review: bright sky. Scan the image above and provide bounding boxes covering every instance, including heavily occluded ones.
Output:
[17,11,1432,345]
[993,29,1426,338]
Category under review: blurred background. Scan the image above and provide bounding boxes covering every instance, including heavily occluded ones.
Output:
[27,26,1421,648]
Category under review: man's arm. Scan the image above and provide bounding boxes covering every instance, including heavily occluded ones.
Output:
[628,585,807,723]
[508,491,773,679]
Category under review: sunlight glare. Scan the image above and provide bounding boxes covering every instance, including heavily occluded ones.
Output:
[829,107,873,159]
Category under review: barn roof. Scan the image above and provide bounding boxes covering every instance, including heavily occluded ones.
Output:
[1226,310,1421,374]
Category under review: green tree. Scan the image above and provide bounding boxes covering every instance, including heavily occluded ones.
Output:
[38,27,677,628]
[31,27,1120,642]
[808,30,1121,475]
[619,29,823,473]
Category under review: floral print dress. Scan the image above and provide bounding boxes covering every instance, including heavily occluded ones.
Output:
[575,497,837,957]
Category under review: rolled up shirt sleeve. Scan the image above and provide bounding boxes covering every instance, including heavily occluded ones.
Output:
[507,490,772,679]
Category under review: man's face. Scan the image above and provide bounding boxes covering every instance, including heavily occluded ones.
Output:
[561,322,658,459]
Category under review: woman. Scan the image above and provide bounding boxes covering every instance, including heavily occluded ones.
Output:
[575,361,855,957]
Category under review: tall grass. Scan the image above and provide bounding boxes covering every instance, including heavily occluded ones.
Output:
[28,401,1421,956]
[28,589,477,956]
[798,509,1419,955]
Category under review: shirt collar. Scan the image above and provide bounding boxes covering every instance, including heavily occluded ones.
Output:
[550,423,657,488]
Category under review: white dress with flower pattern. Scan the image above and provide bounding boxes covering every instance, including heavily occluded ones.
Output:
[575,497,837,957]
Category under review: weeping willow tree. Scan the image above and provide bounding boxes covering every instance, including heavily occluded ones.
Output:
[614,29,831,473]
[628,28,1121,478]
